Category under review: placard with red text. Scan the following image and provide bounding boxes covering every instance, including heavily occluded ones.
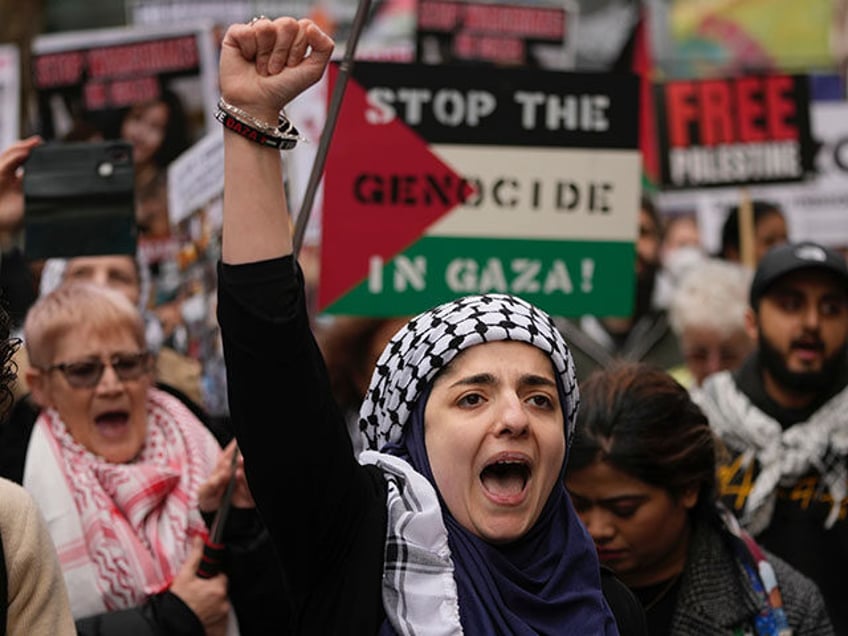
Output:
[30,22,218,143]
[654,75,815,189]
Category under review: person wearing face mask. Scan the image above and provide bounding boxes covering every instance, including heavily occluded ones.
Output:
[692,241,848,633]
[214,16,645,634]
[565,362,833,635]
[652,212,706,312]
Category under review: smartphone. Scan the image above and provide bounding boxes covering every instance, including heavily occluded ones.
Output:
[23,141,137,260]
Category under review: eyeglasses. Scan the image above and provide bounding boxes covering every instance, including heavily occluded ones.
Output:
[40,351,152,389]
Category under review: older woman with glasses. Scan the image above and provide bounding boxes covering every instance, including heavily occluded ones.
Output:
[9,282,286,636]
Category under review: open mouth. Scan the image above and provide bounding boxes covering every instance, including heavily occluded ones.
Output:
[94,411,130,437]
[480,456,531,503]
[791,340,825,362]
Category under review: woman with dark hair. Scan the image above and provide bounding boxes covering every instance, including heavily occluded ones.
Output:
[114,88,190,239]
[117,89,190,181]
[565,362,833,635]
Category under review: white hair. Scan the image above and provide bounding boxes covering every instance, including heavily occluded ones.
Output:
[669,259,753,337]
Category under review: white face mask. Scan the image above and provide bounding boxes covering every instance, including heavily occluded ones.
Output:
[663,245,706,282]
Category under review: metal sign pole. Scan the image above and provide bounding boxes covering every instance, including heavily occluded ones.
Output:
[292,0,374,259]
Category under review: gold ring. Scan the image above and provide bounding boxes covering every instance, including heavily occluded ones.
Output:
[248,15,268,26]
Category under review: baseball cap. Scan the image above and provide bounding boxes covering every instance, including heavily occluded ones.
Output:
[750,241,848,308]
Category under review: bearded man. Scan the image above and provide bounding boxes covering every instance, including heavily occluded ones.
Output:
[693,241,848,633]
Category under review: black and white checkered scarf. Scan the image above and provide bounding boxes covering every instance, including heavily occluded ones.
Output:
[359,293,579,452]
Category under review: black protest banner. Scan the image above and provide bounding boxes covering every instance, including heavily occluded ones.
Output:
[415,0,575,69]
[655,74,815,189]
[31,24,217,141]
[353,62,638,149]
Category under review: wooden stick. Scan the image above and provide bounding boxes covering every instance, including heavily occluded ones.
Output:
[738,189,755,269]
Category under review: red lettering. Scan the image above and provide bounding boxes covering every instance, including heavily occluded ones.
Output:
[418,1,460,30]
[84,82,107,110]
[463,4,564,39]
[478,36,523,63]
[698,80,733,146]
[765,75,797,141]
[735,77,766,142]
[87,36,198,80]
[666,82,697,147]
[665,75,801,148]
[108,77,159,107]
[453,32,475,59]
[34,52,84,88]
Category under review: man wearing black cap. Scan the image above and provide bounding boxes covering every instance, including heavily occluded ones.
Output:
[694,240,848,631]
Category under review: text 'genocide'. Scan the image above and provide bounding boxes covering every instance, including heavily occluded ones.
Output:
[354,173,614,213]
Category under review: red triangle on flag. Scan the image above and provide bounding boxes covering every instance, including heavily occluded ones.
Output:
[318,64,472,310]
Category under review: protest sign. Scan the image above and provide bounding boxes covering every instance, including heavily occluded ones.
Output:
[654,74,815,189]
[656,101,848,251]
[31,22,218,142]
[415,0,578,69]
[320,62,641,318]
[167,129,224,227]
[0,45,20,150]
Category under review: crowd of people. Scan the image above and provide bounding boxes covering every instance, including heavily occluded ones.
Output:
[0,12,844,636]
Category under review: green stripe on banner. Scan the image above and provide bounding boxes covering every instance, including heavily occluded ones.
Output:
[323,236,635,317]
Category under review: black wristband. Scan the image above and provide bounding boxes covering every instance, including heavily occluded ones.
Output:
[215,109,299,150]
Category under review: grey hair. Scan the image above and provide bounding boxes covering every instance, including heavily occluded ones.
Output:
[669,259,753,337]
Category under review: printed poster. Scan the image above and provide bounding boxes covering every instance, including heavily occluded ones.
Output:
[0,45,20,151]
[657,101,848,252]
[320,62,642,318]
[31,22,218,144]
[648,0,834,76]
[654,74,815,190]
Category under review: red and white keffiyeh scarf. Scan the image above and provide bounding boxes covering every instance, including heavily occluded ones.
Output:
[26,388,220,613]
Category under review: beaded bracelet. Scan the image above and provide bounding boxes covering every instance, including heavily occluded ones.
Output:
[215,97,303,150]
